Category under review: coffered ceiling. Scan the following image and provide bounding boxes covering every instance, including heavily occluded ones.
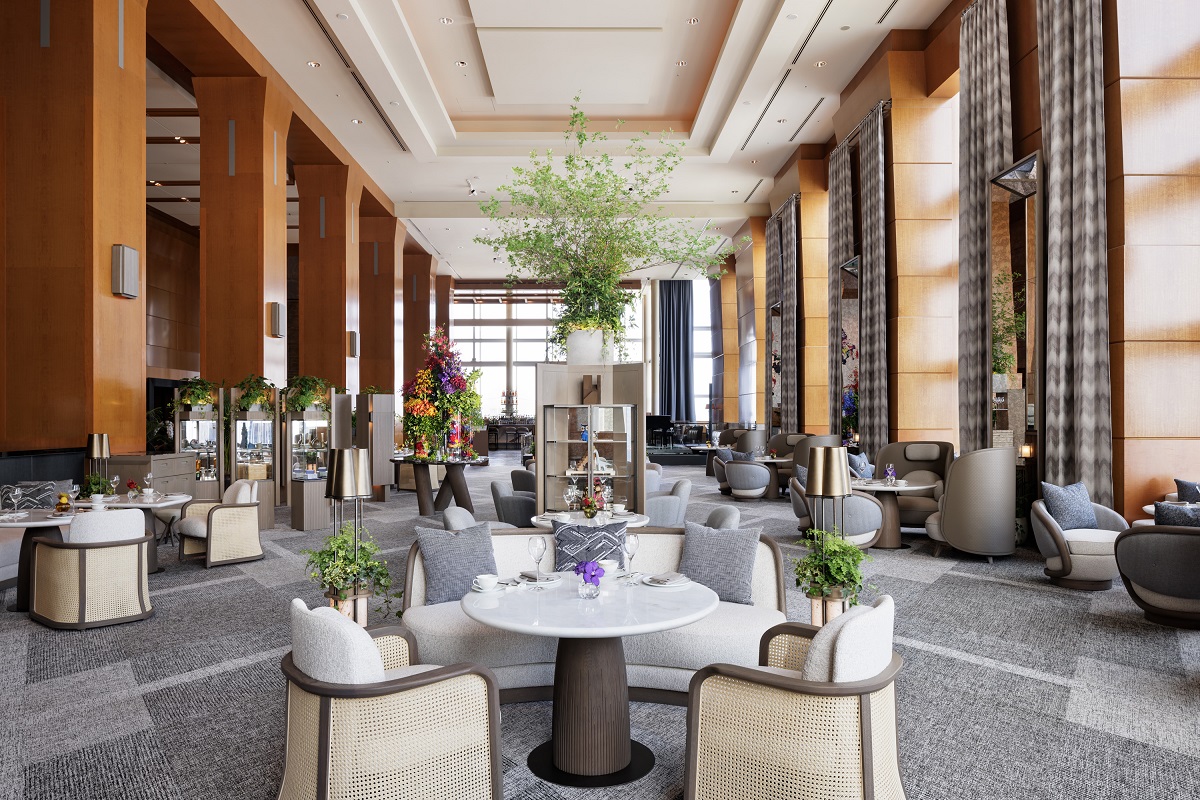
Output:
[173,0,953,278]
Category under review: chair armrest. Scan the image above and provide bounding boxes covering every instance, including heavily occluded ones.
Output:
[281,655,500,701]
[1092,503,1129,532]
[691,655,903,702]
[369,624,418,669]
[933,479,945,502]
[759,621,819,670]
[181,500,219,520]
[1031,500,1071,576]
[32,533,155,550]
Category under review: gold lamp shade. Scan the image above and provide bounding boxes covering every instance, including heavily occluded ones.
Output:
[326,448,372,499]
[806,446,852,497]
[86,433,110,459]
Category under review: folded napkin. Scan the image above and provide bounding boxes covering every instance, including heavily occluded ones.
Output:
[648,571,689,586]
[519,571,557,582]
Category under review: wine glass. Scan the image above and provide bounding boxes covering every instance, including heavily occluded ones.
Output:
[10,487,22,511]
[144,472,154,498]
[110,474,120,497]
[623,533,640,585]
[562,485,575,513]
[68,483,80,511]
[527,535,548,590]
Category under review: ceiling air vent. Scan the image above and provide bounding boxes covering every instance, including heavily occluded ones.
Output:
[877,0,902,25]
[789,97,825,142]
[743,179,764,203]
[740,70,791,151]
[792,1,834,64]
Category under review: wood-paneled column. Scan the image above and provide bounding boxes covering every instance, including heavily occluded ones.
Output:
[796,152,831,433]
[735,218,768,425]
[435,275,455,335]
[402,253,437,384]
[0,0,147,453]
[193,77,291,387]
[295,164,362,391]
[712,263,739,426]
[359,216,405,391]
[1104,0,1200,514]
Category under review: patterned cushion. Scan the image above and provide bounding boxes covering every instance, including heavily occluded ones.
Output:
[552,521,627,571]
[793,465,808,488]
[677,521,762,605]
[1154,502,1200,528]
[415,523,498,605]
[730,450,755,461]
[1041,481,1099,530]
[714,448,734,463]
[847,452,874,478]
[0,481,59,510]
[1174,479,1200,504]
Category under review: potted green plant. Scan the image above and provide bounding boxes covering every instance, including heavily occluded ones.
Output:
[301,522,401,624]
[170,376,219,414]
[234,374,276,418]
[477,101,738,362]
[285,375,331,415]
[82,473,110,498]
[793,529,870,626]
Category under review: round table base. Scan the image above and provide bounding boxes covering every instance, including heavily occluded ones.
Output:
[873,542,911,550]
[528,740,654,788]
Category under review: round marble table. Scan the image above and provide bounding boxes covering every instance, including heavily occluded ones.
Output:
[75,493,191,574]
[462,575,719,787]
[850,480,937,549]
[529,511,651,529]
[1,509,74,612]
[754,456,792,498]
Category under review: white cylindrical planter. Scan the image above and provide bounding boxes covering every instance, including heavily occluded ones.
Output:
[565,330,613,366]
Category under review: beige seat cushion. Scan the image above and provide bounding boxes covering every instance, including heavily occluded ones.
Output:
[623,602,784,672]
[925,511,946,542]
[177,516,208,540]
[402,601,558,668]
[903,470,943,499]
[1062,528,1119,556]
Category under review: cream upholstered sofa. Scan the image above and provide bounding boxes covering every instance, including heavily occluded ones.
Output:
[401,528,788,701]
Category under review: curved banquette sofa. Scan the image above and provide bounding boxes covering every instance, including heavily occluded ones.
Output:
[401,527,787,703]
[1115,525,1200,629]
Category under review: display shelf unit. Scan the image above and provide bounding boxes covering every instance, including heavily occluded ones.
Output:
[174,390,224,501]
[229,388,279,530]
[540,402,640,514]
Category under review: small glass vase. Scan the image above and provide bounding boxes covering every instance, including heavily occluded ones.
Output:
[577,579,600,599]
[128,491,137,503]
[582,507,598,519]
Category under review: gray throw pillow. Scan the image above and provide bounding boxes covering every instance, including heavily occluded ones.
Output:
[730,450,755,461]
[678,521,762,605]
[847,452,874,479]
[714,448,734,463]
[416,523,498,605]
[1154,502,1200,528]
[1174,479,1200,503]
[793,465,809,489]
[1040,481,1099,530]
[553,521,627,571]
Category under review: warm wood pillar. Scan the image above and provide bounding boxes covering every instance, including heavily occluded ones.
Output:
[359,216,405,391]
[0,0,147,453]
[735,218,769,425]
[435,275,455,335]
[295,164,362,391]
[1104,0,1200,515]
[193,77,292,387]
[797,152,831,433]
[712,263,739,426]
[402,253,437,384]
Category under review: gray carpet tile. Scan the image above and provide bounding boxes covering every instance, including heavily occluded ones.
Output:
[4,449,1200,799]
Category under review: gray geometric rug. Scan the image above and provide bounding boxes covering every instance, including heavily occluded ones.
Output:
[2,450,1198,799]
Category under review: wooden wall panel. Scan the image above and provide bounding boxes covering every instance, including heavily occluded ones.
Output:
[435,275,455,334]
[401,253,437,385]
[359,216,405,392]
[711,265,739,426]
[1,0,147,453]
[797,165,830,433]
[735,218,767,425]
[1008,0,1042,158]
[1105,0,1200,516]
[146,211,200,379]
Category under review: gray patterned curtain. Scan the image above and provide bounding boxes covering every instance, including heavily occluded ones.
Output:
[958,0,1013,453]
[779,195,800,433]
[1037,0,1113,505]
[858,105,888,463]
[827,146,854,437]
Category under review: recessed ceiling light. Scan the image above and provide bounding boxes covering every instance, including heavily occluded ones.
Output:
[676,59,687,67]
[786,13,798,20]
[814,60,827,68]
[336,13,348,20]
[444,227,451,231]
[731,190,739,194]
[173,135,181,140]
[351,119,363,124]
[306,61,320,68]
[389,101,400,106]
[742,101,751,106]
[180,196,188,201]
[840,25,850,31]
[687,17,699,25]
[751,160,759,165]
[179,138,188,143]
[481,226,490,231]
[455,60,468,68]
[439,17,453,24]
[776,119,787,124]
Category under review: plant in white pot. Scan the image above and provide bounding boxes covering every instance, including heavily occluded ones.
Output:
[301,522,402,625]
[477,101,739,362]
[793,528,870,626]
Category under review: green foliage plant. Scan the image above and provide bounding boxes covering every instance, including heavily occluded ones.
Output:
[170,376,219,413]
[991,269,1027,376]
[82,473,110,497]
[234,374,276,417]
[792,529,870,605]
[301,522,402,618]
[477,100,739,356]
[285,375,332,414]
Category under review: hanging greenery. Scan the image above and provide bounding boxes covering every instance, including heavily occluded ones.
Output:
[169,377,219,413]
[477,100,739,355]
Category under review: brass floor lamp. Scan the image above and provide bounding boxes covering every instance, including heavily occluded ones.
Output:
[326,447,373,625]
[806,445,853,536]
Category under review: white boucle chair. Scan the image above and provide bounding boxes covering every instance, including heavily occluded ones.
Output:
[684,596,905,800]
[177,479,263,568]
[30,508,153,630]
[277,599,502,800]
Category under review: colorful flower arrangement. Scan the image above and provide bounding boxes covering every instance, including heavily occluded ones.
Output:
[402,328,482,457]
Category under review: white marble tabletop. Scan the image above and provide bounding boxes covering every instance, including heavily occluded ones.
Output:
[0,509,74,528]
[76,494,191,510]
[754,456,792,463]
[529,511,650,529]
[461,573,719,639]
[852,480,935,493]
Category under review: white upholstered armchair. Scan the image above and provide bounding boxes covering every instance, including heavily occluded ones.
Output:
[645,479,691,526]
[177,479,263,568]
[1031,499,1126,590]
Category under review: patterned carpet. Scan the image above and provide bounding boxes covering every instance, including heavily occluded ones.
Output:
[2,450,1198,800]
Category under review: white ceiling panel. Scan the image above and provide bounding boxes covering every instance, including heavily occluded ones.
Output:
[466,0,668,29]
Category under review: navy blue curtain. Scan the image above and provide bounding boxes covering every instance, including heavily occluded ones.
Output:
[659,280,695,421]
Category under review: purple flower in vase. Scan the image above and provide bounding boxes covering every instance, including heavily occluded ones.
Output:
[884,464,896,479]
[574,560,605,587]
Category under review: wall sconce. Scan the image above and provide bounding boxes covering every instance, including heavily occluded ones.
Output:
[110,245,139,298]
[347,331,359,358]
[1020,443,1033,459]
[267,302,285,338]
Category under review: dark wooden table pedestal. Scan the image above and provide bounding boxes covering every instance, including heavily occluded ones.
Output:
[873,492,909,550]
[526,636,655,787]
[410,461,474,517]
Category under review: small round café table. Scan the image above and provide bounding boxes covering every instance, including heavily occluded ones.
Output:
[1,509,74,613]
[392,457,479,517]
[754,456,792,498]
[528,511,651,529]
[851,479,937,549]
[462,574,719,787]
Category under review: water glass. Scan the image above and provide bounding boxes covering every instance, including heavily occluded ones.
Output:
[623,533,640,585]
[527,536,548,590]
[68,483,80,511]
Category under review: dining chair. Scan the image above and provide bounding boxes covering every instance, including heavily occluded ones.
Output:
[176,479,263,568]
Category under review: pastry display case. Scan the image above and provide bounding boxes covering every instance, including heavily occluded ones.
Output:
[541,404,638,513]
[174,390,223,501]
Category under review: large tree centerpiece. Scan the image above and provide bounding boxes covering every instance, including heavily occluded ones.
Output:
[477,102,738,358]
[401,328,482,458]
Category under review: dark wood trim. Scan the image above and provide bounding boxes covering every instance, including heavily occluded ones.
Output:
[137,541,148,616]
[28,535,155,630]
[147,137,200,145]
[205,503,264,568]
[282,656,500,701]
[147,107,199,117]
[316,696,331,800]
[688,656,902,698]
[78,545,87,623]
[1031,501,1072,577]
[367,624,419,665]
[860,693,875,800]
[147,180,201,187]
[31,533,155,550]
[147,205,199,237]
[146,35,195,94]
[147,198,200,203]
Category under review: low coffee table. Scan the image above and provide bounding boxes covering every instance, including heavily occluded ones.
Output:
[462,574,719,787]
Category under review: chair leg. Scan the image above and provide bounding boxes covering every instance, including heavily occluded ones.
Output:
[931,542,944,558]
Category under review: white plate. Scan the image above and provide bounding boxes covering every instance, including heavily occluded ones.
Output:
[641,575,693,590]
[516,574,562,587]
[613,511,636,517]
[470,583,503,594]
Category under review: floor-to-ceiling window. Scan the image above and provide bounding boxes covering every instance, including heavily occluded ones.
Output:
[692,278,713,423]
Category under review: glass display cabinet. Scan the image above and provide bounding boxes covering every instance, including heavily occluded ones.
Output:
[229,388,278,530]
[287,412,330,481]
[541,404,638,513]
[174,390,223,501]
